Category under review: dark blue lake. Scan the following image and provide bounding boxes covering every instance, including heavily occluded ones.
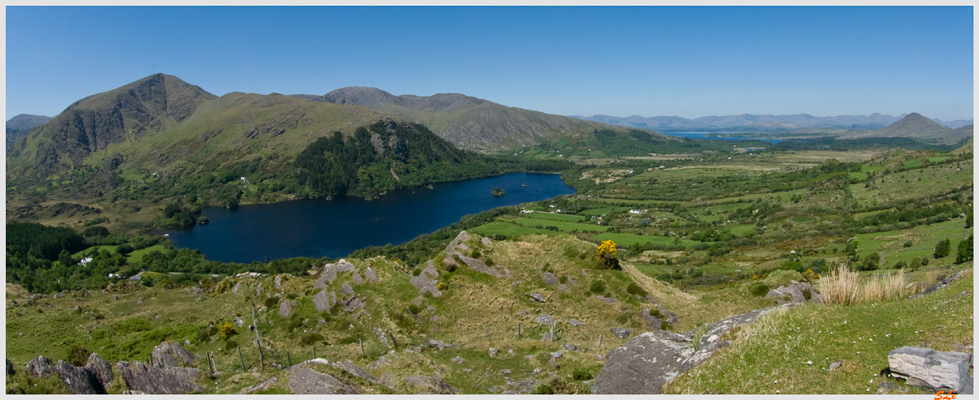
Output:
[167,173,575,263]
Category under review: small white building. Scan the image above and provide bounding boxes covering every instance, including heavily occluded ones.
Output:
[629,209,642,214]
[520,209,534,214]
[79,257,93,266]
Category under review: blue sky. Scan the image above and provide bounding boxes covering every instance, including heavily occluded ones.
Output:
[5,6,974,121]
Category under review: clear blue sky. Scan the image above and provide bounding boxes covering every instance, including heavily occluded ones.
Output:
[6,6,974,121]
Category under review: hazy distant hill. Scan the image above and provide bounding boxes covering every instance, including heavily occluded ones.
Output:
[840,113,971,145]
[575,113,913,132]
[6,114,52,146]
[934,118,974,129]
[296,87,655,151]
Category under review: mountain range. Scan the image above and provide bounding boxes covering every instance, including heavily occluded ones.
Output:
[575,113,973,132]
[293,86,625,151]
[834,112,973,145]
[5,73,651,204]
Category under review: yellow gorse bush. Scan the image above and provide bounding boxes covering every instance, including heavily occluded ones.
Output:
[219,323,235,340]
[598,240,617,257]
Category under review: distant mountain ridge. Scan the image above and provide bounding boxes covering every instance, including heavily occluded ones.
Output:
[6,114,52,146]
[293,87,654,151]
[576,113,973,131]
[839,113,972,145]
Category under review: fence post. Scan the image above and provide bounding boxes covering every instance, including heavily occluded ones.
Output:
[287,351,292,367]
[238,346,246,370]
[517,322,521,338]
[550,322,555,342]
[389,332,399,348]
[598,335,603,351]
[252,305,264,371]
[359,338,365,357]
[313,345,316,360]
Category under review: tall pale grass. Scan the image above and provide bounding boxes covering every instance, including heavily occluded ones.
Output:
[819,265,915,305]
[819,264,860,305]
[859,268,914,303]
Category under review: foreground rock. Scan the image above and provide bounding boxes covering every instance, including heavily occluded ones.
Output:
[288,365,361,394]
[85,353,114,389]
[26,356,106,394]
[404,375,459,394]
[151,341,196,369]
[444,231,505,278]
[117,361,202,394]
[25,356,107,394]
[765,281,822,304]
[593,305,788,394]
[888,346,974,393]
[410,261,442,297]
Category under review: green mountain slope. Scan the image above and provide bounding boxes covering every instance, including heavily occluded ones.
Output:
[301,86,665,151]
[6,75,572,217]
[7,73,217,181]
[6,114,52,147]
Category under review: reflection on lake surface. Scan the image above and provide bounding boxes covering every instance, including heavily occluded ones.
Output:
[167,173,575,263]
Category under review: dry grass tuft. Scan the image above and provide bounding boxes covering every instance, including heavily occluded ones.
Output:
[820,266,916,305]
[818,265,861,305]
[859,269,914,303]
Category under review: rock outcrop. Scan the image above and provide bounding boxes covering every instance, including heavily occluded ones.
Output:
[151,341,196,369]
[313,290,333,312]
[85,353,114,389]
[410,261,442,297]
[593,305,787,394]
[765,280,822,304]
[288,365,360,394]
[364,267,379,283]
[444,231,505,278]
[26,356,106,394]
[117,361,202,394]
[279,299,293,317]
[888,346,974,393]
[241,377,278,394]
[404,375,459,394]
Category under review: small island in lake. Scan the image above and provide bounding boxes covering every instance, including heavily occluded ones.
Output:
[491,187,506,197]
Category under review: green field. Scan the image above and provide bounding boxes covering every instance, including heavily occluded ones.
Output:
[511,217,607,232]
[126,245,168,264]
[591,232,702,248]
[469,221,560,238]
[521,212,586,223]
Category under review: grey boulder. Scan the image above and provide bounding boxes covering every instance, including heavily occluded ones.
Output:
[288,366,360,394]
[888,346,973,393]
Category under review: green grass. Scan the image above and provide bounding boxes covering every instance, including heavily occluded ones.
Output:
[578,207,629,216]
[729,225,756,236]
[72,245,120,258]
[522,212,586,223]
[848,171,868,180]
[853,218,972,266]
[901,159,924,169]
[591,232,702,248]
[511,217,607,233]
[665,268,973,394]
[470,221,561,238]
[126,245,168,263]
